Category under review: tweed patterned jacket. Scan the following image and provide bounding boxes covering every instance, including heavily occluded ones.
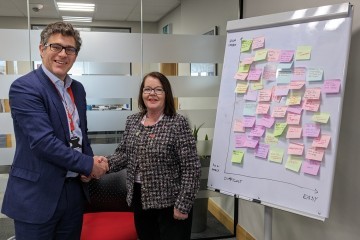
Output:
[107,112,201,214]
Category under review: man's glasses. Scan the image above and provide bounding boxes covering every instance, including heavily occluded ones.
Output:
[44,43,78,55]
[143,87,164,95]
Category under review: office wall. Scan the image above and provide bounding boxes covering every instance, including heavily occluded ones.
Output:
[218,1,360,240]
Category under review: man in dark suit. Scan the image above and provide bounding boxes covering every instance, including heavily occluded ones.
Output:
[1,22,108,240]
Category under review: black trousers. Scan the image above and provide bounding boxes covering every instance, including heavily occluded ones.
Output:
[132,183,193,240]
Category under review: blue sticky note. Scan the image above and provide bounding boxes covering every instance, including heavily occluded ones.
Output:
[243,102,257,116]
[277,70,292,84]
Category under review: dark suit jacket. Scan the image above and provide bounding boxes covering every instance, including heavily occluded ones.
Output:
[1,67,94,224]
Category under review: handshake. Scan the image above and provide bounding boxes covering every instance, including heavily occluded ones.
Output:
[80,156,109,182]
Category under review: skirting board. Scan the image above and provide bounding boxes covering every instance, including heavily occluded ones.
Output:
[208,199,255,240]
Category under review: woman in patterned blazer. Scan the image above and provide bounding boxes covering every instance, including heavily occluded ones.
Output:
[107,71,201,240]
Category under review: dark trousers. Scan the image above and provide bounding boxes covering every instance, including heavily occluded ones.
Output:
[132,183,193,240]
[14,178,85,240]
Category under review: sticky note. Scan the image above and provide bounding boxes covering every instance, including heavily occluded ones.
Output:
[286,94,302,106]
[287,142,304,155]
[262,64,277,81]
[255,143,270,159]
[302,99,320,112]
[254,49,268,61]
[286,113,301,125]
[286,126,302,139]
[257,114,275,128]
[241,57,254,65]
[295,45,312,60]
[272,106,288,118]
[234,72,248,80]
[306,147,325,161]
[252,36,265,50]
[312,135,331,148]
[267,49,281,62]
[265,132,279,145]
[258,89,272,102]
[277,70,292,84]
[247,69,262,81]
[302,160,321,175]
[244,90,258,101]
[279,50,294,62]
[241,39,252,52]
[248,125,266,137]
[289,80,305,90]
[244,137,259,148]
[322,79,341,93]
[233,119,245,132]
[243,116,256,128]
[269,147,284,163]
[278,61,293,69]
[304,88,321,99]
[274,85,289,96]
[307,68,323,82]
[287,105,303,114]
[251,81,264,90]
[238,64,251,73]
[234,134,247,148]
[235,82,248,94]
[232,150,244,163]
[303,123,321,137]
[312,112,330,124]
[285,156,303,172]
[274,123,287,137]
[292,67,306,81]
[256,103,270,115]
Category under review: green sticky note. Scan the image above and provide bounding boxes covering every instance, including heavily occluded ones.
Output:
[312,112,330,124]
[231,150,244,163]
[254,49,268,61]
[285,156,303,172]
[238,64,251,73]
[268,147,284,163]
[241,39,252,52]
[274,123,287,137]
[295,45,312,60]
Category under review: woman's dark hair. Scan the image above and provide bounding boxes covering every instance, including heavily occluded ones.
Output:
[40,21,82,52]
[138,72,176,116]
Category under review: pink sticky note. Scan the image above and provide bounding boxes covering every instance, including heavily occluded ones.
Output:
[287,105,303,114]
[244,90,258,101]
[243,116,256,128]
[286,126,302,139]
[272,106,288,118]
[252,36,265,50]
[289,80,306,90]
[303,123,320,137]
[306,147,325,161]
[244,136,259,148]
[302,99,320,112]
[279,50,294,62]
[286,113,301,125]
[258,89,272,102]
[234,134,246,148]
[242,57,254,65]
[322,79,341,93]
[302,160,321,175]
[233,119,245,132]
[288,142,304,155]
[312,135,331,148]
[257,114,275,128]
[274,85,289,96]
[271,86,282,102]
[263,64,277,81]
[267,49,281,62]
[256,103,270,114]
[248,125,266,137]
[304,88,321,100]
[255,143,270,159]
[234,72,248,80]
[247,69,262,81]
[292,67,306,81]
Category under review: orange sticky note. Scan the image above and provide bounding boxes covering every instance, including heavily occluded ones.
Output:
[312,135,331,148]
[306,147,325,161]
[272,106,288,118]
[286,126,302,139]
[288,142,304,155]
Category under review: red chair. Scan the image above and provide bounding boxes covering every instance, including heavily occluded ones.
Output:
[81,170,137,240]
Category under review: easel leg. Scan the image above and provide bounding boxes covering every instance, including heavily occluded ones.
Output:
[264,206,272,240]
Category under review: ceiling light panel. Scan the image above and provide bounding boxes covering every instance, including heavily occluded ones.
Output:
[62,16,93,22]
[57,2,95,12]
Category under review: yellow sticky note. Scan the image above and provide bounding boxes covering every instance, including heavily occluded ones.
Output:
[241,40,252,52]
[231,150,244,163]
[254,49,268,61]
[274,123,287,137]
[238,64,251,73]
[285,156,302,172]
[265,132,279,145]
[235,83,248,94]
[251,81,264,90]
[286,94,302,106]
[295,45,312,60]
[268,147,284,163]
[312,112,330,124]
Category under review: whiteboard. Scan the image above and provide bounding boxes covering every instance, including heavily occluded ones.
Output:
[208,3,353,220]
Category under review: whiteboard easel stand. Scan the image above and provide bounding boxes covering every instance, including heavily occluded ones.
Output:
[264,206,272,240]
